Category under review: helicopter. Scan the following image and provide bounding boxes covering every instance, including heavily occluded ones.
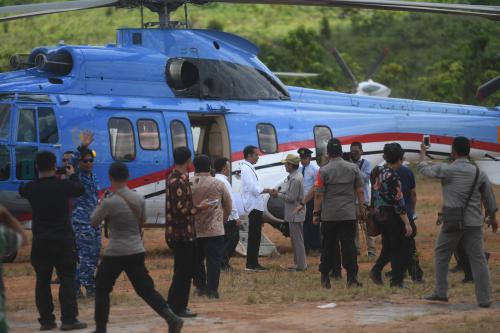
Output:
[0,0,500,261]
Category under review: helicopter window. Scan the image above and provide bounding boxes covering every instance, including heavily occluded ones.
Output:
[0,105,10,141]
[0,145,9,181]
[108,118,136,162]
[15,146,37,180]
[170,120,188,150]
[257,123,278,154]
[314,126,332,167]
[137,119,160,150]
[166,58,289,101]
[17,108,37,143]
[17,94,51,103]
[38,108,59,144]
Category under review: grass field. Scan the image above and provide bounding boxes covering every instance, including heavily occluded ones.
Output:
[4,172,500,332]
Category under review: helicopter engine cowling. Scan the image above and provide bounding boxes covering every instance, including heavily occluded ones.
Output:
[34,50,73,76]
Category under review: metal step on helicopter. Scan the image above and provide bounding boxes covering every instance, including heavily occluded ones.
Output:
[0,0,500,260]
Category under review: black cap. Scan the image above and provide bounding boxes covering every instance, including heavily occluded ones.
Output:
[298,147,313,157]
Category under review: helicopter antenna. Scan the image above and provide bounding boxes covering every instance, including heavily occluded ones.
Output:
[184,2,189,29]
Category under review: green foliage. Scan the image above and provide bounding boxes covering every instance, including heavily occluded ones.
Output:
[0,1,499,106]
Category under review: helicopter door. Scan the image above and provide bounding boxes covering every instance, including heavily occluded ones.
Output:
[13,105,61,182]
[188,114,231,166]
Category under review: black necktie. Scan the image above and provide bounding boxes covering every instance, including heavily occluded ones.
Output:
[302,166,306,177]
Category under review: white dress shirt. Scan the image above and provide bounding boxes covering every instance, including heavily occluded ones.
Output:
[299,162,319,195]
[215,173,240,221]
[240,160,265,212]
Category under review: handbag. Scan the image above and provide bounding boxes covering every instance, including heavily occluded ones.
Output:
[441,165,479,233]
[366,209,380,237]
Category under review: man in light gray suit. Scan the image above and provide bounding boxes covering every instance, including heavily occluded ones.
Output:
[418,136,498,308]
[274,154,307,271]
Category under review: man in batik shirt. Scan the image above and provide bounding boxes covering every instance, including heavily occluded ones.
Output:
[165,147,209,318]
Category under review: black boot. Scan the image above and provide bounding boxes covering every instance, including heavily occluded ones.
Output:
[160,307,184,333]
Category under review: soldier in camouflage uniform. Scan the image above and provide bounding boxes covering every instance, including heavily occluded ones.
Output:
[0,206,28,333]
[71,131,101,297]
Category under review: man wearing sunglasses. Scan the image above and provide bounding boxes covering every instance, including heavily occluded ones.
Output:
[71,131,101,298]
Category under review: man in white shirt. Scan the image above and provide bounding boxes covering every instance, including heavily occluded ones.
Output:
[297,147,321,254]
[240,145,276,271]
[214,157,241,271]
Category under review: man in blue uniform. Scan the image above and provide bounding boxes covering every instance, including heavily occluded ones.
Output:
[297,148,320,254]
[72,131,100,298]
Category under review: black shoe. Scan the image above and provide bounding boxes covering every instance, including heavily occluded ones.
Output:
[175,308,198,318]
[479,302,491,308]
[367,252,377,259]
[449,265,462,273]
[159,307,184,333]
[347,280,363,288]
[411,278,425,284]
[91,329,106,333]
[390,281,406,288]
[40,322,57,331]
[60,320,87,331]
[462,277,474,284]
[245,265,266,272]
[424,294,448,302]
[207,290,220,299]
[321,273,331,289]
[370,270,383,285]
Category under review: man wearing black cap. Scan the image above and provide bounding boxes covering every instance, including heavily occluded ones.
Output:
[313,138,365,289]
[297,148,320,254]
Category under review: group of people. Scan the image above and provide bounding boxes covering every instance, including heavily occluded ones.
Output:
[0,133,498,333]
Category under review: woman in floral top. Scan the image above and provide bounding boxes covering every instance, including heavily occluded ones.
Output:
[369,143,413,288]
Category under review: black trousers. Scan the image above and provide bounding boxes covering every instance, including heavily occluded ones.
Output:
[372,216,411,285]
[95,253,168,328]
[194,236,224,293]
[303,201,321,252]
[31,239,78,325]
[246,210,263,268]
[222,220,240,268]
[332,233,342,276]
[167,240,196,313]
[319,221,358,282]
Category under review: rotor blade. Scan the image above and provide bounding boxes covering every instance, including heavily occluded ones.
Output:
[209,1,500,20]
[274,72,320,77]
[366,48,388,80]
[476,76,500,103]
[331,48,358,89]
[0,0,118,22]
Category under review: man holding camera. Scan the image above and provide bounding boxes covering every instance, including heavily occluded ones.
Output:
[19,151,87,331]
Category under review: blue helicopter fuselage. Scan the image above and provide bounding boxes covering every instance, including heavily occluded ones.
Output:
[0,28,499,222]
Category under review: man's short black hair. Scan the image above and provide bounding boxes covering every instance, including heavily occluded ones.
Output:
[243,145,258,159]
[80,149,93,159]
[383,143,405,164]
[109,162,129,181]
[452,136,470,157]
[36,151,56,172]
[173,147,192,165]
[214,157,229,173]
[350,142,363,150]
[327,138,343,157]
[193,154,211,173]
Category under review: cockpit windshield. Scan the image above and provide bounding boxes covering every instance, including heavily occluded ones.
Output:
[0,104,11,141]
[167,58,290,101]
